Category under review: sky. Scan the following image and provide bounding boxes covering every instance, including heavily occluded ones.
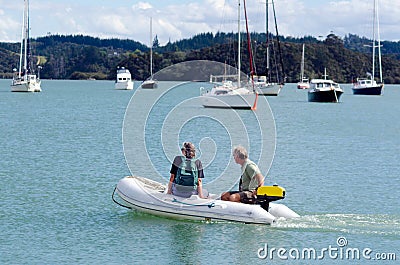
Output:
[0,0,399,46]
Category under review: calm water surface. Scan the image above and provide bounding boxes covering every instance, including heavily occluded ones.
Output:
[0,80,399,264]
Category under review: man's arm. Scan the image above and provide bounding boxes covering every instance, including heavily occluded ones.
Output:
[255,173,264,187]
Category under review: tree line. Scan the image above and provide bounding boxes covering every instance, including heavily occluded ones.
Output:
[1,33,400,83]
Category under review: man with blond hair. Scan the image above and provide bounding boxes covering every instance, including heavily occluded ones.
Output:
[221,145,264,203]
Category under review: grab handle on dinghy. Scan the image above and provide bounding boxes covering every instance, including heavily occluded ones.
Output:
[112,186,132,209]
[172,198,215,208]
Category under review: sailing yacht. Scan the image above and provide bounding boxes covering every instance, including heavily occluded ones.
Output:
[141,17,158,89]
[254,0,284,96]
[200,0,258,109]
[297,43,310,89]
[11,0,41,92]
[352,0,384,95]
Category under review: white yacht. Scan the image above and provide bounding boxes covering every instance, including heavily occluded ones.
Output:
[308,69,343,103]
[200,79,258,109]
[11,0,41,92]
[200,0,258,109]
[297,44,310,89]
[253,75,282,96]
[352,0,384,95]
[115,67,133,90]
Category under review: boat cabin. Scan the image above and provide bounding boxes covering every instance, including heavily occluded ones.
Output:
[310,79,340,90]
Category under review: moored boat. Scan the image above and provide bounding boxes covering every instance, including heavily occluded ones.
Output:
[141,17,158,89]
[113,176,299,224]
[141,79,158,89]
[297,79,310,90]
[11,0,41,92]
[308,78,343,103]
[115,67,133,90]
[200,80,258,109]
[297,44,310,89]
[254,0,285,96]
[352,0,384,96]
[352,77,383,95]
[200,0,257,109]
[254,76,283,96]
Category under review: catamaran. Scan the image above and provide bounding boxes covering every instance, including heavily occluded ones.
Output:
[200,0,258,109]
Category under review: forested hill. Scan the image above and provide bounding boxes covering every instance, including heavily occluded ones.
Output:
[1,33,400,83]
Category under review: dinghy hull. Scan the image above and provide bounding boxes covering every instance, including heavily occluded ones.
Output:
[113,176,299,224]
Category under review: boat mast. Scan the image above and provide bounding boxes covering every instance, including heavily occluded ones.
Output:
[300,43,305,81]
[243,0,255,86]
[237,0,241,88]
[371,0,376,82]
[271,0,285,84]
[323,68,328,80]
[149,17,153,78]
[17,1,26,78]
[265,0,270,81]
[26,0,32,76]
[24,0,28,76]
[23,0,29,78]
[376,0,383,83]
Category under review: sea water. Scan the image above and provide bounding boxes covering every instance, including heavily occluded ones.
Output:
[0,79,398,264]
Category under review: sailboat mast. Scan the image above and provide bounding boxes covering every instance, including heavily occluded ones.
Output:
[376,0,383,83]
[300,43,305,81]
[372,0,377,82]
[18,1,26,78]
[265,0,269,80]
[149,17,153,78]
[272,0,285,84]
[243,0,254,81]
[23,0,29,77]
[237,0,241,88]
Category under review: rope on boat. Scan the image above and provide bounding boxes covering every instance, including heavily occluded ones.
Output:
[172,198,215,208]
[112,186,132,209]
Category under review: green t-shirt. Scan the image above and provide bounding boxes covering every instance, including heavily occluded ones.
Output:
[239,159,261,191]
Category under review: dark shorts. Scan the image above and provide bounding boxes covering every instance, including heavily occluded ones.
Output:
[228,190,255,204]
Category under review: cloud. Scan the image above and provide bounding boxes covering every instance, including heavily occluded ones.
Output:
[132,2,153,11]
[92,14,130,36]
[1,0,399,44]
[0,9,20,41]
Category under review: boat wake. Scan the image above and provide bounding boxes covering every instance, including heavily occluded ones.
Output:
[272,213,400,236]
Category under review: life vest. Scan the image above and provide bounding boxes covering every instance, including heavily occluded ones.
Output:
[174,156,198,191]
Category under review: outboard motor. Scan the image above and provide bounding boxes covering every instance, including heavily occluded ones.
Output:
[256,185,286,212]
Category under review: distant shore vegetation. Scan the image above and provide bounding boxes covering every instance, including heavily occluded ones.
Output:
[1,33,400,83]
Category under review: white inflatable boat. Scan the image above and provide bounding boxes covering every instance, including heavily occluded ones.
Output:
[113,176,299,225]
